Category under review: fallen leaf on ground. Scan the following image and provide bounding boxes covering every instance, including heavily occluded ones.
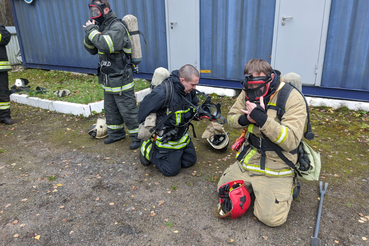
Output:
[335,240,339,243]
[56,184,63,187]
[69,231,74,234]
[158,200,164,206]
[59,206,65,209]
[334,174,339,177]
[230,239,234,243]
[5,203,11,208]
[173,230,178,233]
[262,236,268,240]
[13,234,19,238]
[110,202,115,206]
[12,220,18,225]
[62,219,68,223]
[21,198,27,202]
[363,237,367,241]
[151,211,156,216]
[358,220,364,223]
[34,235,40,240]
[95,197,100,201]
[20,224,25,228]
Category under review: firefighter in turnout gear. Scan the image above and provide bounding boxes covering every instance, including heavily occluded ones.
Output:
[0,24,13,125]
[218,59,307,226]
[138,65,201,176]
[83,0,140,149]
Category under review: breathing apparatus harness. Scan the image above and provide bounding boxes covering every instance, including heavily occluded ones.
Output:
[149,83,226,143]
[235,81,315,176]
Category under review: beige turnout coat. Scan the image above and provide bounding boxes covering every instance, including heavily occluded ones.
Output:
[228,75,307,177]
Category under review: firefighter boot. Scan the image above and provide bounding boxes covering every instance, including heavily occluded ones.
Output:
[1,118,14,125]
[129,135,141,150]
[104,135,125,144]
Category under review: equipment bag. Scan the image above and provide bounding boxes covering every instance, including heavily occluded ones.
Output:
[296,140,321,181]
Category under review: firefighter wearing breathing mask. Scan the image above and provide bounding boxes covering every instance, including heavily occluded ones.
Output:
[83,0,140,149]
[217,59,307,226]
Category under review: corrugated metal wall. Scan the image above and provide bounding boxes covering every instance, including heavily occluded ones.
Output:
[4,26,22,66]
[10,0,167,74]
[200,0,275,81]
[322,0,369,91]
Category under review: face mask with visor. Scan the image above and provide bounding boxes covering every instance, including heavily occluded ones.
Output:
[88,1,106,24]
[242,73,272,102]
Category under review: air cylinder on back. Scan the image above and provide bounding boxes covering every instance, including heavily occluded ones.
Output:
[123,14,142,65]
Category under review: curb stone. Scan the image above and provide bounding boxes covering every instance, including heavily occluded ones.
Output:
[10,86,369,117]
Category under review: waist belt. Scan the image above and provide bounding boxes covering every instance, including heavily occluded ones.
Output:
[239,133,298,171]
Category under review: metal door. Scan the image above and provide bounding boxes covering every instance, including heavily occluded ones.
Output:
[271,0,331,86]
[165,0,200,72]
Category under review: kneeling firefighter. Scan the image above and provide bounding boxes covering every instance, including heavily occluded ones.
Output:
[138,65,226,176]
[83,0,141,149]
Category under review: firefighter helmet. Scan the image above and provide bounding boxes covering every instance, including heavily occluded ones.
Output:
[217,180,251,219]
[202,122,229,151]
[88,117,108,139]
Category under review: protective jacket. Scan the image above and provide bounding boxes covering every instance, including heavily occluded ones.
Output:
[0,24,11,72]
[138,70,199,146]
[139,71,199,176]
[227,70,307,177]
[0,24,11,117]
[83,11,139,141]
[84,11,133,94]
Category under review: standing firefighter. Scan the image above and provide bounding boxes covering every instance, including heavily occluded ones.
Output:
[217,59,307,226]
[83,0,140,149]
[0,24,13,125]
[138,65,202,176]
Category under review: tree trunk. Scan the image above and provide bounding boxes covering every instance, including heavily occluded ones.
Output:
[0,0,14,26]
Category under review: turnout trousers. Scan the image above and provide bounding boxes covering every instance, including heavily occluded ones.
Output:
[218,160,293,227]
[104,88,139,141]
[0,72,10,120]
[141,136,197,176]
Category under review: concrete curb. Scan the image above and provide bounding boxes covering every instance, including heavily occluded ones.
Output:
[10,86,369,117]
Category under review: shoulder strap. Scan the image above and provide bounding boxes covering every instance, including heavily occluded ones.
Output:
[162,79,174,111]
[268,82,294,121]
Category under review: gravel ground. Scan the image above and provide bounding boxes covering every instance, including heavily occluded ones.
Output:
[0,101,368,246]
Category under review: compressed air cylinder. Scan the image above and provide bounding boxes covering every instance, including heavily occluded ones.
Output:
[151,67,170,91]
[123,14,142,65]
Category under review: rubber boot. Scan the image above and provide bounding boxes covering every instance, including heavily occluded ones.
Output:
[104,135,125,144]
[0,118,14,125]
[129,136,141,150]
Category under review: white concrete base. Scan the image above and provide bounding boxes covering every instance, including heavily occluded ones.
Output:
[306,96,369,111]
[10,87,369,117]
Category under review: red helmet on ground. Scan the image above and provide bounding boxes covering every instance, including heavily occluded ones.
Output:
[217,180,251,219]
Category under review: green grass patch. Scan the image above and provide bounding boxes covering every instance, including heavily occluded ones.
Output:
[8,68,150,104]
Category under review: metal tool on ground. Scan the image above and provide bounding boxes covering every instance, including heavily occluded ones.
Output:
[311,181,328,246]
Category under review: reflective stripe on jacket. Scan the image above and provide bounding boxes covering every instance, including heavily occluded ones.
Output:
[0,24,11,72]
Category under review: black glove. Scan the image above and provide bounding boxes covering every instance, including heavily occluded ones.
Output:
[161,129,178,143]
[249,104,268,127]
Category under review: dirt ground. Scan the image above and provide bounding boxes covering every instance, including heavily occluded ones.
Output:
[0,99,368,246]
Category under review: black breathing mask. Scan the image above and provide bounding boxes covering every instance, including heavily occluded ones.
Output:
[88,1,106,24]
[195,90,227,124]
[242,73,272,102]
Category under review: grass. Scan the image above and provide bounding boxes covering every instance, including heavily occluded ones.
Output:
[8,68,150,104]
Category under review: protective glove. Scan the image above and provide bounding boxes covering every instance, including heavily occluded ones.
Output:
[249,104,268,127]
[161,129,178,143]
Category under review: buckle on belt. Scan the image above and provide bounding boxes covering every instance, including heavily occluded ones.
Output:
[100,61,111,67]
